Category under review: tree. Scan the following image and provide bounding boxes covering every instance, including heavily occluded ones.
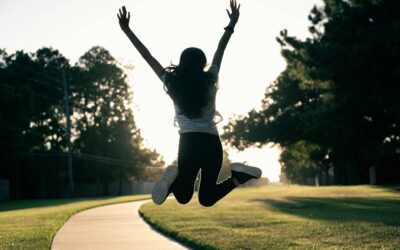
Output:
[71,46,161,195]
[0,48,69,197]
[223,0,400,184]
[0,46,163,198]
[280,141,329,185]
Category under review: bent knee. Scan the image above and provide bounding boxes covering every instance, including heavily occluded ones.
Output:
[198,195,215,207]
[176,196,192,204]
[174,191,193,204]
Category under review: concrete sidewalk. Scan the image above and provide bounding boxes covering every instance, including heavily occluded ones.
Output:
[51,199,188,250]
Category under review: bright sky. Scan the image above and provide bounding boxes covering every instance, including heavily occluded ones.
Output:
[0,0,322,182]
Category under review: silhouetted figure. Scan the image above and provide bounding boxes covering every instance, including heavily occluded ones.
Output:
[118,0,262,207]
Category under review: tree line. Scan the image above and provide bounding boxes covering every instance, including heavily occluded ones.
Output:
[223,0,400,185]
[0,46,163,199]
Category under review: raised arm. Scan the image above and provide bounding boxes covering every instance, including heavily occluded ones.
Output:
[211,0,240,73]
[117,6,164,81]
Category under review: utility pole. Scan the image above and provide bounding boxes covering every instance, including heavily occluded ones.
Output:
[62,70,74,196]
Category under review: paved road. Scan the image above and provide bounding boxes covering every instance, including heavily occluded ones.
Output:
[51,199,188,250]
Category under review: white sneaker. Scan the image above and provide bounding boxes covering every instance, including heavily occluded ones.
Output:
[152,165,178,205]
[231,162,262,184]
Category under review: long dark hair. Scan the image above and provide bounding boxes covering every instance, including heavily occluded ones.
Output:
[164,47,215,119]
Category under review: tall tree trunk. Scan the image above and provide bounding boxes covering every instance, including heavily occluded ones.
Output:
[324,169,330,185]
[118,165,123,196]
[345,160,358,185]
[102,169,109,196]
[333,158,346,185]
[14,163,21,199]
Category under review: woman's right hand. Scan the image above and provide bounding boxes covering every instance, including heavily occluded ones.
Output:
[117,6,131,33]
[226,0,240,25]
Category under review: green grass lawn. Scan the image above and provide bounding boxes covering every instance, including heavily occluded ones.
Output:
[139,185,400,249]
[0,194,150,250]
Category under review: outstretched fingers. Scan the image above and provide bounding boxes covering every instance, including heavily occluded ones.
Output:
[231,0,240,12]
[226,0,240,23]
[118,6,131,21]
[117,6,131,31]
[118,6,128,19]
[118,9,124,20]
[231,0,240,11]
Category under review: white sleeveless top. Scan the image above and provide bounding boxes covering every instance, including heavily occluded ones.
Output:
[163,65,223,135]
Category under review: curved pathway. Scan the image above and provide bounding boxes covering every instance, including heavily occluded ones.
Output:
[51,199,188,250]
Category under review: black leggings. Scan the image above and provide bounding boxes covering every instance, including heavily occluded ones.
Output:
[169,132,236,207]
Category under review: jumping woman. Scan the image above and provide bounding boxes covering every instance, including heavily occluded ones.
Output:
[118,0,262,207]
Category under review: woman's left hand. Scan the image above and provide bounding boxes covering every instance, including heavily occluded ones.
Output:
[226,0,240,25]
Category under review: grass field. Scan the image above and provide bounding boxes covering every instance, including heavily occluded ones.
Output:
[0,194,150,250]
[139,185,400,249]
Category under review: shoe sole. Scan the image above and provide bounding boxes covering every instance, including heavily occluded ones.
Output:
[152,165,178,205]
[231,163,262,178]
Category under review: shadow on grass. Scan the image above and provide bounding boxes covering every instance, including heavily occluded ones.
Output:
[252,197,400,226]
[370,185,400,193]
[0,196,117,212]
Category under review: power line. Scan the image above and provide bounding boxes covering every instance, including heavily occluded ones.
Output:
[5,60,62,82]
[0,82,62,102]
[29,151,131,167]
[28,150,164,168]
[0,61,162,171]
[1,66,62,91]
